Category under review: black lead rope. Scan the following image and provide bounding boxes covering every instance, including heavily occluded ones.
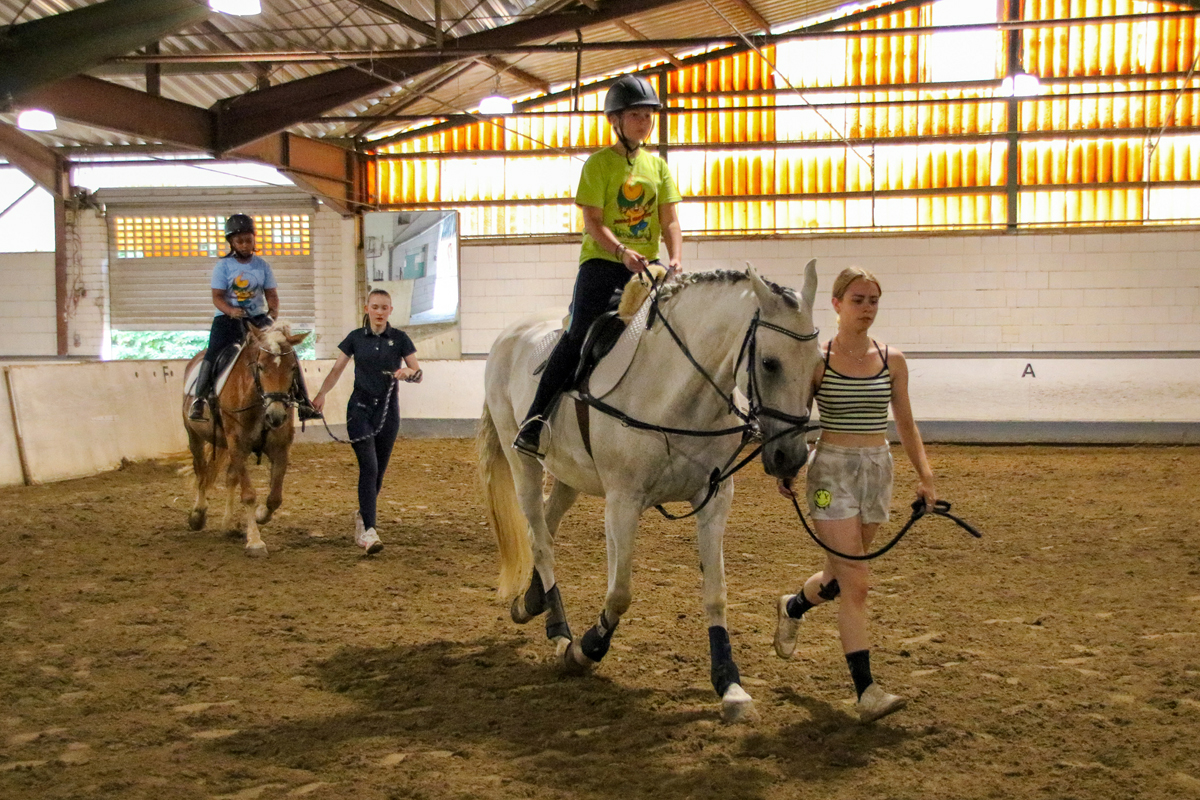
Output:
[318,375,399,445]
[788,495,983,561]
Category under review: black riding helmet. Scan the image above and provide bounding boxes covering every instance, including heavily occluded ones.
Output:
[604,75,661,115]
[224,213,255,240]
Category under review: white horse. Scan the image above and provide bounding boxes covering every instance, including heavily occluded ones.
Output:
[478,261,822,722]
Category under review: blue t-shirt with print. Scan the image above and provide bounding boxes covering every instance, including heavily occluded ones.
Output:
[210,255,277,317]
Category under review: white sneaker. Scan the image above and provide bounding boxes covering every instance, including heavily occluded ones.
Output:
[354,510,365,539]
[856,683,907,723]
[773,594,801,659]
[356,526,383,555]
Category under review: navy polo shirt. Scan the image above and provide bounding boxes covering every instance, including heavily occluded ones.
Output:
[338,324,417,401]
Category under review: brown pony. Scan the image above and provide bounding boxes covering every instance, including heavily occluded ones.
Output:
[182,320,308,556]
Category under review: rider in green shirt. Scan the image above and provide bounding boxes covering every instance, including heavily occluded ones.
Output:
[513,74,683,457]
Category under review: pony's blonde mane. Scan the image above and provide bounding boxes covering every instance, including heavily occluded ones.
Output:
[260,319,294,354]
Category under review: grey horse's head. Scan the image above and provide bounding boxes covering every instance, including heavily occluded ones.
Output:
[745,260,821,480]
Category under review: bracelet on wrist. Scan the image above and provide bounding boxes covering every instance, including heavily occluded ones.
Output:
[615,244,626,259]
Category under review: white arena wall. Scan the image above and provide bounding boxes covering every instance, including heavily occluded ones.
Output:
[1,223,1198,486]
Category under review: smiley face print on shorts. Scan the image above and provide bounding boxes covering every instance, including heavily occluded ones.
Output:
[812,488,832,509]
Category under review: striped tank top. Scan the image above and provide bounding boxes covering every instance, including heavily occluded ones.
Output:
[814,340,892,434]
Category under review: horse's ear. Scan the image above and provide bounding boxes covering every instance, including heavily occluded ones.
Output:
[801,259,818,312]
[286,331,309,347]
[746,261,782,311]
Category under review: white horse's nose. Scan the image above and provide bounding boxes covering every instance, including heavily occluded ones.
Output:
[763,427,809,478]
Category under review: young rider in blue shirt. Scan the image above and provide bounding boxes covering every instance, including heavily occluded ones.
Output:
[189,213,319,421]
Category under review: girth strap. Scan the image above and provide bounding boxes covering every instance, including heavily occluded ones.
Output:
[574,395,593,460]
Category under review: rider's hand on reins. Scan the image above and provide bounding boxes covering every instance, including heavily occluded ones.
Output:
[776,477,796,498]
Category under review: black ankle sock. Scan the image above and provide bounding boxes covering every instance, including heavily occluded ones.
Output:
[845,649,873,698]
[786,590,815,619]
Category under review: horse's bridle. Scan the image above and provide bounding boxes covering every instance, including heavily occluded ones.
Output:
[737,309,820,432]
[227,344,301,415]
[576,272,819,518]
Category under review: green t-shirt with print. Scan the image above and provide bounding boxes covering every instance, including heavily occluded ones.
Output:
[576,147,681,265]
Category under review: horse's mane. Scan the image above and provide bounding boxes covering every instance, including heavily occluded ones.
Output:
[259,319,295,354]
[656,269,799,310]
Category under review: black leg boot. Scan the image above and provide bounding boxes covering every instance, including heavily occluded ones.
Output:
[189,361,215,420]
[513,388,557,458]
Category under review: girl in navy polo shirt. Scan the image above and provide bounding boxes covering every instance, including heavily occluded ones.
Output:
[312,289,421,554]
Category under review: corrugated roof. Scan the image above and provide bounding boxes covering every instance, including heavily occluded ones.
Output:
[1,0,864,151]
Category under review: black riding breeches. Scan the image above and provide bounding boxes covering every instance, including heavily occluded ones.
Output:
[202,313,273,364]
[530,258,631,409]
[348,394,400,531]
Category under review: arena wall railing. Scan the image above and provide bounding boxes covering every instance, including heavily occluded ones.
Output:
[2,350,1196,488]
[0,359,484,487]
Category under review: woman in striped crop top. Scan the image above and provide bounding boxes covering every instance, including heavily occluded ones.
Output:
[771,266,936,724]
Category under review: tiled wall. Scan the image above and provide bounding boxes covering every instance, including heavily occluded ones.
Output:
[460,231,1200,354]
[310,205,359,358]
[0,252,56,356]
[66,207,110,358]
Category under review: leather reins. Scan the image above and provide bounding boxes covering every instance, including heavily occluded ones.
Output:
[575,271,819,520]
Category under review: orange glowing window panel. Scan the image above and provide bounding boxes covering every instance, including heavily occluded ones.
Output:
[113,215,310,259]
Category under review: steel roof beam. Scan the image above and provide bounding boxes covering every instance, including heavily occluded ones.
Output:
[613,21,684,68]
[726,0,770,32]
[477,56,551,94]
[212,0,694,152]
[0,125,68,196]
[347,0,439,41]
[1,0,211,105]
[21,76,214,151]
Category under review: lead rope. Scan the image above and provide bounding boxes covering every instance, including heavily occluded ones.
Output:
[788,495,983,561]
[317,370,422,445]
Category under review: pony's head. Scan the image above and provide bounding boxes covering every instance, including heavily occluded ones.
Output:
[744,260,821,479]
[247,319,309,429]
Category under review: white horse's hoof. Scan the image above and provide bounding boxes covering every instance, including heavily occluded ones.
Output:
[255,505,272,524]
[558,638,596,676]
[244,543,269,558]
[511,595,536,625]
[721,683,755,724]
[553,636,572,660]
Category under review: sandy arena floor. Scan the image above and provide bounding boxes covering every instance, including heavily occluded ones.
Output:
[1,440,1198,800]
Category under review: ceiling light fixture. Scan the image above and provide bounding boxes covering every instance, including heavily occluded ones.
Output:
[208,0,262,15]
[479,74,513,115]
[17,109,57,132]
[996,71,1041,98]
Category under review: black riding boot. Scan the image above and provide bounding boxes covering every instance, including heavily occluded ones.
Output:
[292,366,322,421]
[189,360,215,420]
[513,372,563,458]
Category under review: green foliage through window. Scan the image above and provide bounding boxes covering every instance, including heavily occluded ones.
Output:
[111,330,317,361]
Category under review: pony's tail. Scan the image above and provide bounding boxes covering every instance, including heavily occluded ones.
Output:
[477,403,533,602]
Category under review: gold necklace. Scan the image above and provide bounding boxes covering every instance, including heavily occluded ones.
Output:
[836,336,870,364]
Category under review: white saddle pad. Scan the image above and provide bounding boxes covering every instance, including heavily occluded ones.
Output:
[527,288,653,401]
[584,287,654,400]
[184,343,244,399]
[530,328,564,371]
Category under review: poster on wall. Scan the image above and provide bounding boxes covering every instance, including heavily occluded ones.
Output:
[363,210,459,325]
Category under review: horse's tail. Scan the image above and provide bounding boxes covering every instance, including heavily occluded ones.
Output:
[477,402,532,601]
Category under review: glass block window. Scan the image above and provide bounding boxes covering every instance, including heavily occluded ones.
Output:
[112,214,310,259]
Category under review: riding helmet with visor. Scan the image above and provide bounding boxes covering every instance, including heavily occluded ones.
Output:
[224,213,255,241]
[604,75,661,115]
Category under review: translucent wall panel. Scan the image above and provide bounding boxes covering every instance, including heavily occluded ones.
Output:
[372,0,1200,236]
[1148,186,1200,222]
